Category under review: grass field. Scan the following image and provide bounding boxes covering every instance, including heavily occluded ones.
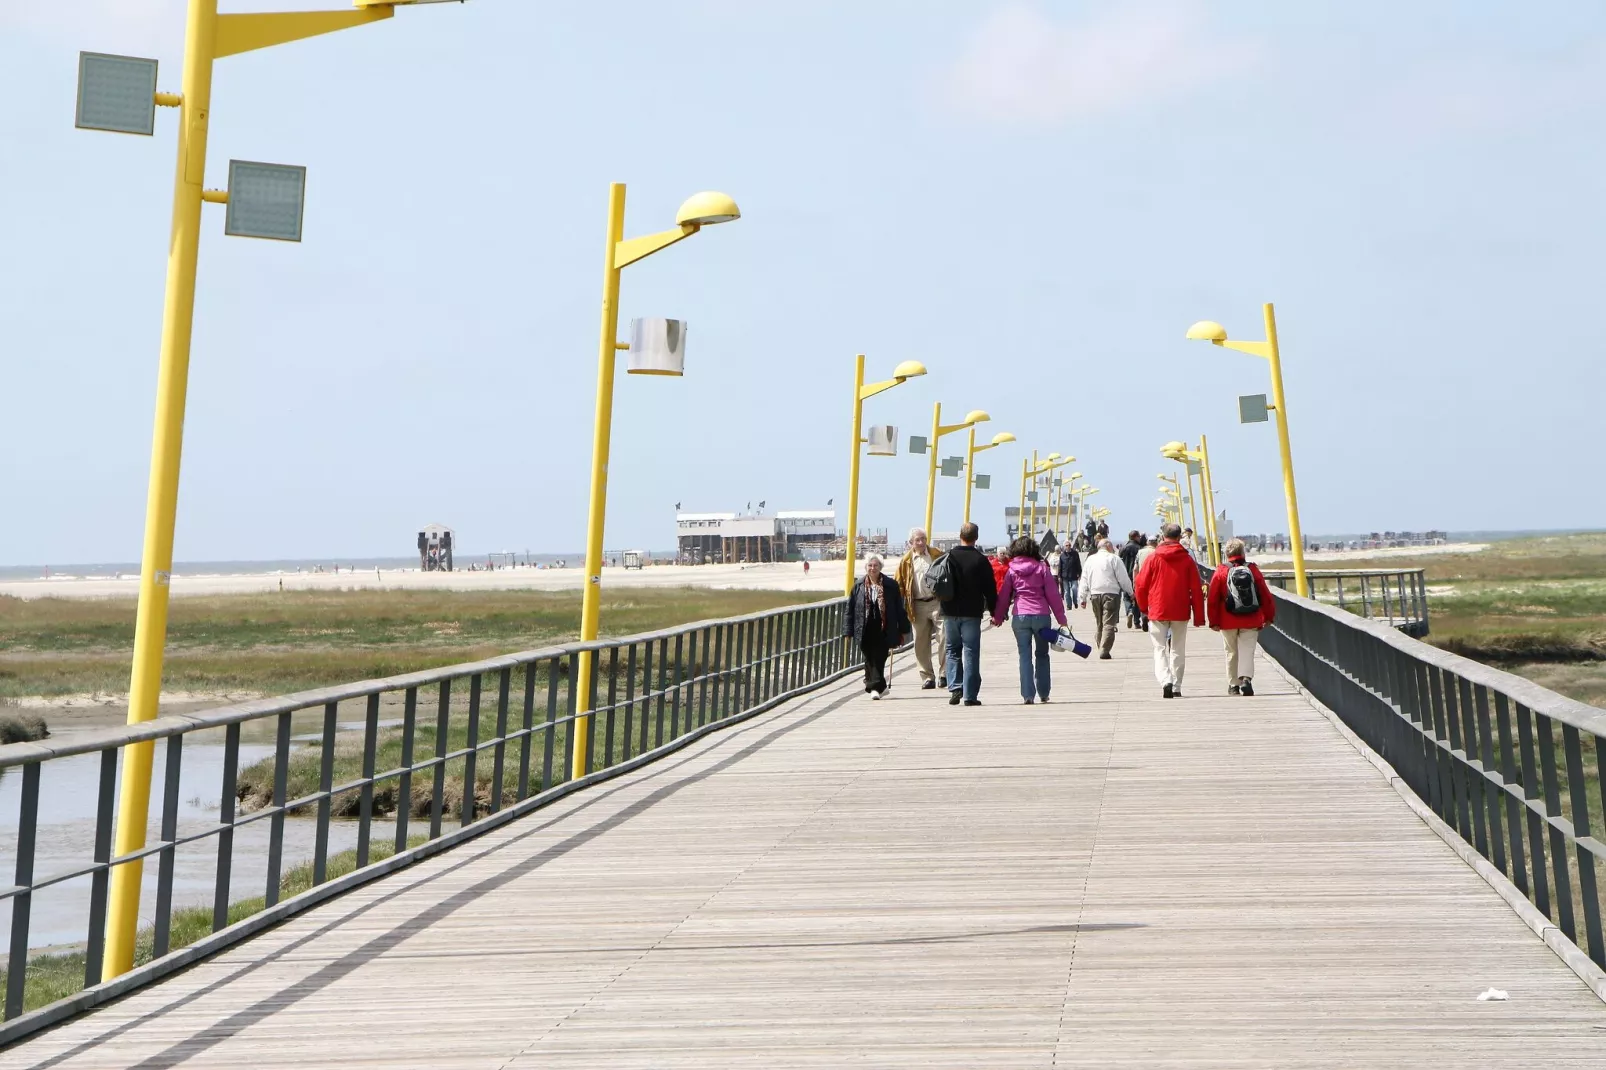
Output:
[1327,533,1606,707]
[0,587,828,702]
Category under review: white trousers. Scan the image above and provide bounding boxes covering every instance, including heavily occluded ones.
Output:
[910,598,944,683]
[1222,627,1261,682]
[1149,619,1189,687]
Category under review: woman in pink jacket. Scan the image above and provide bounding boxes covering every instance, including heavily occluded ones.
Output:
[992,536,1069,704]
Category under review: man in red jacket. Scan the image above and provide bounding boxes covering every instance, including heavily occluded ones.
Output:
[1206,537,1278,696]
[1134,523,1205,698]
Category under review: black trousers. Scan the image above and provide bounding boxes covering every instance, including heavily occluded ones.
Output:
[861,629,890,693]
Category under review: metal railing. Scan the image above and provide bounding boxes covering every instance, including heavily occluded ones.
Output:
[0,597,855,1041]
[1262,568,1429,637]
[1261,589,1605,975]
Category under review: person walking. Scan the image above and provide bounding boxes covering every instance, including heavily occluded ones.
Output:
[1119,532,1146,630]
[1134,523,1205,698]
[843,555,909,699]
[1207,537,1277,695]
[940,522,997,707]
[992,536,1068,704]
[896,527,945,690]
[1081,538,1133,659]
[1055,541,1082,610]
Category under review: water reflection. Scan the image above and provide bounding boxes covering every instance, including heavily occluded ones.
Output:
[0,724,388,952]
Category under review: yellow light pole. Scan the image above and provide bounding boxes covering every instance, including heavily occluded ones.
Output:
[1021,454,1074,538]
[923,405,990,537]
[1074,486,1099,534]
[962,429,1015,526]
[1158,473,1182,525]
[573,186,743,781]
[92,0,460,982]
[844,356,927,595]
[1054,471,1081,536]
[1162,440,1221,564]
[1187,304,1308,596]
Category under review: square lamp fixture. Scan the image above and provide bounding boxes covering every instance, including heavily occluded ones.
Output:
[76,52,158,135]
[628,318,687,376]
[940,456,964,477]
[1186,459,1202,477]
[226,160,307,242]
[974,474,991,490]
[908,435,929,455]
[1026,491,1038,503]
[1239,393,1270,425]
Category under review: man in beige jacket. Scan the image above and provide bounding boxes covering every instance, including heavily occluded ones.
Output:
[896,527,944,689]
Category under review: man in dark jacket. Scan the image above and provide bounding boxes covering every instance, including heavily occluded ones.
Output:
[1055,544,1082,608]
[1118,531,1146,630]
[941,522,997,707]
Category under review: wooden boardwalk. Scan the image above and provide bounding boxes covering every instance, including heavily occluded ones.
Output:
[7,610,1605,1067]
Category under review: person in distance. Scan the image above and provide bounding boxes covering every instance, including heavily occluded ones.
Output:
[1206,537,1277,696]
[940,522,997,707]
[1055,539,1083,610]
[992,535,1068,705]
[1134,523,1206,699]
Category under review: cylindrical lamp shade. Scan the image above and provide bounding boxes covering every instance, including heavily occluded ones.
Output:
[627,318,687,376]
[867,425,898,456]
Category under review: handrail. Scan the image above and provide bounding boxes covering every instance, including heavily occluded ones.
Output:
[1260,585,1606,978]
[0,596,855,1038]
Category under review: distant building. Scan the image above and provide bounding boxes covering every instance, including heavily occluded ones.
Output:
[675,508,838,563]
[418,524,454,571]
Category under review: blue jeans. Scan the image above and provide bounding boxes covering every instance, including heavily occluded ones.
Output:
[1060,578,1079,608]
[1011,614,1052,701]
[944,617,982,702]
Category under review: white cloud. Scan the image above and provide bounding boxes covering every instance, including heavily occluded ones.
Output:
[943,1,1257,125]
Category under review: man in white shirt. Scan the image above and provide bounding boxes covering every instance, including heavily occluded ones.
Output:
[1081,538,1135,660]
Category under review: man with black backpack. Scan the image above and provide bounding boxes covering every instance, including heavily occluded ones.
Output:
[939,522,997,706]
[1206,537,1278,695]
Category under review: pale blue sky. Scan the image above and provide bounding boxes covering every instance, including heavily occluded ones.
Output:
[3,1,1603,563]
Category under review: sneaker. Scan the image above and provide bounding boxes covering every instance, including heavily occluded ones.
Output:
[1228,684,1241,695]
[1239,679,1254,697]
[1173,689,1183,698]
[963,699,982,707]
[1098,652,1112,660]
[871,692,882,701]
[1023,698,1034,705]
[948,690,962,706]
[921,680,936,690]
[1162,683,1174,699]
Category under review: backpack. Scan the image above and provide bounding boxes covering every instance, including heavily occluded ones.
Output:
[1225,563,1260,614]
[924,552,955,600]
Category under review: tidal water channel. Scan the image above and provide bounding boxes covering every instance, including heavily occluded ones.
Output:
[0,714,404,953]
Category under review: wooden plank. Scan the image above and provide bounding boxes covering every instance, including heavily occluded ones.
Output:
[4,609,1604,1068]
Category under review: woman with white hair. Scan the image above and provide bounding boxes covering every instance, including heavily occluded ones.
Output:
[843,555,910,698]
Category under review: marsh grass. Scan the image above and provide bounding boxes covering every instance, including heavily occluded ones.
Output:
[0,587,826,700]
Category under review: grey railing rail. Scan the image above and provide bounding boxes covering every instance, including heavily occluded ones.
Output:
[0,597,856,1042]
[1261,587,1605,976]
[1262,567,1429,637]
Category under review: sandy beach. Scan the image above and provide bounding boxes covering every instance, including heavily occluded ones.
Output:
[0,560,851,601]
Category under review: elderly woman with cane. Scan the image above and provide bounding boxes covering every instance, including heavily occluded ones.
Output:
[844,554,910,699]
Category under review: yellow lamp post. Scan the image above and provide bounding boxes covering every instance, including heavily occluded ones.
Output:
[1158,468,1199,544]
[923,406,990,537]
[84,0,463,983]
[1019,452,1054,536]
[572,185,743,781]
[962,430,1015,526]
[1187,304,1308,596]
[1162,439,1221,564]
[1021,453,1075,537]
[1054,472,1081,535]
[843,356,927,595]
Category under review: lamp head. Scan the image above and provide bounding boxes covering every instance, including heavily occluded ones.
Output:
[1186,320,1228,344]
[891,360,927,381]
[1044,452,1061,462]
[1068,471,1081,480]
[963,409,990,425]
[675,191,741,226]
[1161,440,1187,454]
[990,432,1016,446]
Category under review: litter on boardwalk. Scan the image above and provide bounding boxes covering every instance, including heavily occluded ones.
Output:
[1476,988,1509,1001]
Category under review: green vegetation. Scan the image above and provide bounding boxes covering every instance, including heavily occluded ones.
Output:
[0,587,825,700]
[1325,533,1606,708]
[1,836,428,1016]
[0,713,48,744]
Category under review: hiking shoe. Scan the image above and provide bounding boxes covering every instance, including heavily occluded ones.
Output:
[948,690,962,706]
[921,680,936,690]
[1239,679,1254,697]
[1228,684,1241,695]
[1162,683,1174,699]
